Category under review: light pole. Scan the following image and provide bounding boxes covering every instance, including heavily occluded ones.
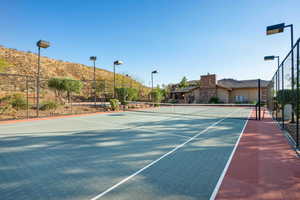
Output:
[264,55,280,120]
[266,22,295,122]
[36,40,50,117]
[151,70,158,101]
[113,60,123,98]
[90,56,97,107]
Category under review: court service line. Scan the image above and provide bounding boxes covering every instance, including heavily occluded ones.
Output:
[209,109,252,200]
[89,109,242,200]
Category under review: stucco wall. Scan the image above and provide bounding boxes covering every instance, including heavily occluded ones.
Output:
[217,88,229,103]
[229,88,267,103]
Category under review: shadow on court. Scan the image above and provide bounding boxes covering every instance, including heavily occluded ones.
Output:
[0,114,248,200]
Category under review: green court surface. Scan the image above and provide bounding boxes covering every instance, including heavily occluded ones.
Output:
[0,106,251,200]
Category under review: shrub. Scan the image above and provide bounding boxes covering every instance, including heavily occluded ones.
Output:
[115,88,127,105]
[0,58,9,72]
[40,101,59,111]
[276,89,294,105]
[127,88,138,101]
[168,99,178,103]
[209,96,220,104]
[0,93,27,110]
[0,104,16,115]
[109,99,120,111]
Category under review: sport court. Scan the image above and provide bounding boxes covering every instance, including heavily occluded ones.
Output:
[0,105,252,200]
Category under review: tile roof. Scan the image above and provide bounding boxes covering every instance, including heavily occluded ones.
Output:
[217,79,270,89]
[170,78,270,93]
[172,86,199,93]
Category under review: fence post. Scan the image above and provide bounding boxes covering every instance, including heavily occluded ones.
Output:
[282,64,285,128]
[258,79,261,120]
[255,103,258,120]
[296,42,299,148]
[276,71,278,120]
[26,76,29,119]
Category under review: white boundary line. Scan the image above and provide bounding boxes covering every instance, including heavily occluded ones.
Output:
[89,109,243,200]
[208,109,252,200]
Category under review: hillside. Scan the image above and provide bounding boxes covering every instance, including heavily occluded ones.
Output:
[0,45,146,90]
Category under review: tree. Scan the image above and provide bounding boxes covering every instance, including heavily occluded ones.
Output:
[127,88,138,101]
[178,76,189,88]
[64,78,83,101]
[151,87,164,103]
[48,77,83,103]
[48,78,65,101]
[161,84,172,99]
[115,87,139,104]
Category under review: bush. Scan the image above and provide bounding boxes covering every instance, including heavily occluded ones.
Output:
[168,99,178,103]
[127,88,138,101]
[40,101,59,111]
[0,58,9,72]
[209,96,220,104]
[276,89,294,105]
[0,104,16,115]
[115,88,127,105]
[0,93,27,110]
[109,99,120,111]
[11,94,27,110]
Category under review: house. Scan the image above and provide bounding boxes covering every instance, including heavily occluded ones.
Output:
[169,74,269,104]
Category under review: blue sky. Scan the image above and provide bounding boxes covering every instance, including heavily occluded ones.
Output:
[1,0,300,87]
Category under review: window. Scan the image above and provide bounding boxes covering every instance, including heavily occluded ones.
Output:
[235,96,247,103]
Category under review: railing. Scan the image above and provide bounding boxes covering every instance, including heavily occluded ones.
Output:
[267,38,300,148]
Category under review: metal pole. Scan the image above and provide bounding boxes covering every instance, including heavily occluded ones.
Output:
[296,42,299,148]
[282,63,285,128]
[70,92,73,114]
[36,46,41,117]
[113,64,116,98]
[276,57,280,120]
[151,72,153,101]
[93,60,96,107]
[26,76,29,119]
[258,79,261,120]
[290,25,295,123]
[256,103,258,120]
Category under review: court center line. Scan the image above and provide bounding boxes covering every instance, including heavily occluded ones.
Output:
[89,108,243,200]
[208,109,252,200]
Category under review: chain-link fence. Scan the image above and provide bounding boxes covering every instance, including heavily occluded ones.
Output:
[0,73,152,120]
[267,38,300,148]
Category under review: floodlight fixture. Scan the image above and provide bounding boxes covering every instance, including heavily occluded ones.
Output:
[36,40,50,48]
[264,56,275,61]
[114,60,123,65]
[266,23,285,35]
[90,56,97,61]
[113,60,124,98]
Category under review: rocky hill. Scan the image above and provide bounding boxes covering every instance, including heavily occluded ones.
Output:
[0,45,145,90]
